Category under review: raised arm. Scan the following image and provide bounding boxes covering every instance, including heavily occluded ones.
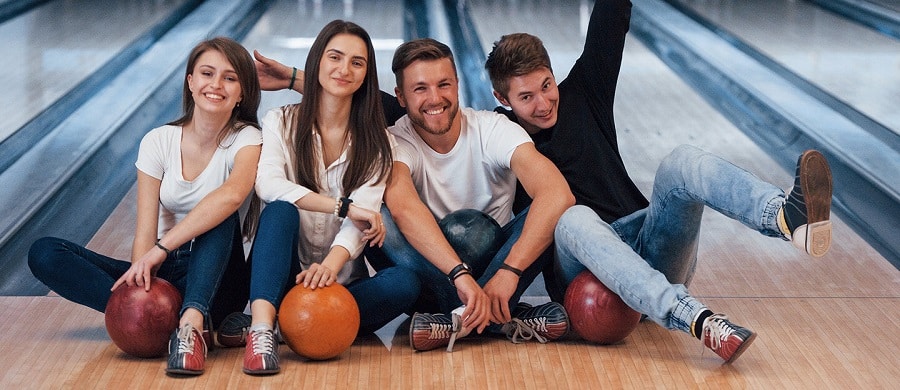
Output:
[578,0,633,104]
[384,162,491,333]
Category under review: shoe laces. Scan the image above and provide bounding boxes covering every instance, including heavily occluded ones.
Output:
[426,319,457,340]
[503,318,549,344]
[704,314,736,350]
[175,325,197,355]
[249,329,276,355]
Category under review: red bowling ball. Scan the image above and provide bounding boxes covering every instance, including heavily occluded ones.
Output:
[564,271,642,345]
[105,277,182,358]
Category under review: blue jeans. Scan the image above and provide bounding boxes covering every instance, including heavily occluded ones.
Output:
[28,213,249,328]
[249,201,420,334]
[553,145,785,333]
[370,205,548,315]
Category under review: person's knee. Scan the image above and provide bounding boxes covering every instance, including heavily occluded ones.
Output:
[28,237,64,277]
[556,205,592,235]
[381,266,422,303]
[258,201,299,229]
[659,144,705,177]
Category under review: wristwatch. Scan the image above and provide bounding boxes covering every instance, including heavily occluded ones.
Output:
[447,262,472,285]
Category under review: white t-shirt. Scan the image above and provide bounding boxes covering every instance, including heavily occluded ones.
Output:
[135,124,262,238]
[390,107,532,225]
[255,107,395,284]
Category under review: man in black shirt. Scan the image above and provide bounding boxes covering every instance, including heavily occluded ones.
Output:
[483,0,833,364]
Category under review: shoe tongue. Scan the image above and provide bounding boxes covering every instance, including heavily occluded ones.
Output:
[250,323,273,333]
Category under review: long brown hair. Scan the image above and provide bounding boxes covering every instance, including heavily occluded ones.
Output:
[283,20,392,195]
[168,36,262,238]
[169,37,261,144]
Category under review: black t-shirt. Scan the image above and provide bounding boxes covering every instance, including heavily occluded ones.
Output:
[504,0,648,222]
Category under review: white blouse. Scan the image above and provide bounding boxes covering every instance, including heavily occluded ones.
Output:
[255,108,394,284]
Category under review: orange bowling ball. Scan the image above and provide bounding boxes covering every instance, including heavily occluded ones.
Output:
[278,283,360,360]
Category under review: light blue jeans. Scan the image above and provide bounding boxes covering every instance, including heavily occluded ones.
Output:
[553,145,786,333]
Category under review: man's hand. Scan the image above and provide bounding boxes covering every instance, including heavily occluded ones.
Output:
[454,276,491,333]
[482,270,519,324]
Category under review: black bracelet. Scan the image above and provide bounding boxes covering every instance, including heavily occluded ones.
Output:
[288,67,297,90]
[155,240,172,256]
[447,263,472,285]
[499,263,523,277]
[338,197,353,218]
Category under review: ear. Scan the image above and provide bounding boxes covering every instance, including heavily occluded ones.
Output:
[395,86,407,108]
[493,90,510,107]
[187,74,195,92]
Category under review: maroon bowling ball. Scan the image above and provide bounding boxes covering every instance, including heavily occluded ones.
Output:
[105,277,182,358]
[564,271,641,345]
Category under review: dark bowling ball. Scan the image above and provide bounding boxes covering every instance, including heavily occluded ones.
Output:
[439,209,503,265]
[105,277,182,358]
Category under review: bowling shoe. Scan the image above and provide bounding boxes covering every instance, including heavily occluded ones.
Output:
[780,150,833,257]
[243,326,280,375]
[165,325,207,375]
[409,312,463,352]
[217,312,252,348]
[701,314,756,363]
[501,301,569,344]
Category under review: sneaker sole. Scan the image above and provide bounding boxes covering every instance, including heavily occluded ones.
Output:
[799,150,833,257]
[242,367,280,375]
[724,332,757,364]
[165,368,204,376]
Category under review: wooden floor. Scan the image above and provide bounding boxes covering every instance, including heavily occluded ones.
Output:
[5,20,900,390]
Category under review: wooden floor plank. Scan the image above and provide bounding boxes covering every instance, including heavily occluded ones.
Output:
[4,296,898,388]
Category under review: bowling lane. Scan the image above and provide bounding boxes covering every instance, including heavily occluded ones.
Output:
[464,0,899,299]
[0,0,193,144]
[867,0,900,13]
[671,0,900,137]
[239,0,405,114]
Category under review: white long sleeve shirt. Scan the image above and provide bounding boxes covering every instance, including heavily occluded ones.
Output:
[256,108,394,284]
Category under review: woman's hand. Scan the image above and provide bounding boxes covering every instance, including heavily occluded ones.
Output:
[254,50,303,93]
[345,204,386,247]
[112,246,167,291]
[296,263,337,289]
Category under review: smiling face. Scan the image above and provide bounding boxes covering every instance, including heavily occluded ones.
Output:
[395,57,461,138]
[495,67,559,134]
[317,33,368,99]
[186,49,242,117]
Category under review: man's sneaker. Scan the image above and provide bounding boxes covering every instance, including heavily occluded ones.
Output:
[166,325,207,375]
[243,327,280,375]
[409,312,463,352]
[501,301,569,344]
[782,150,833,257]
[217,312,252,348]
[512,302,533,318]
[701,314,756,363]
